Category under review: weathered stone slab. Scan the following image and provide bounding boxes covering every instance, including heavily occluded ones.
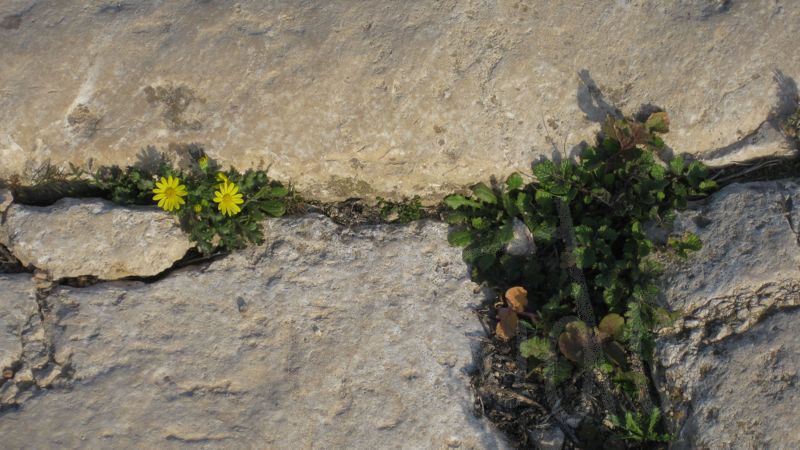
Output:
[0,274,55,410]
[0,198,192,280]
[0,216,508,449]
[1,1,797,200]
[656,181,800,449]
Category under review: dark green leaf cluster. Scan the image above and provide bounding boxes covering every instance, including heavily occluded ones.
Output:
[89,157,290,255]
[444,114,716,444]
[609,408,672,443]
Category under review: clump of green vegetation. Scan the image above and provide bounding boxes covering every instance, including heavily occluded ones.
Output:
[90,154,290,255]
[444,112,716,445]
[786,107,800,141]
[376,195,424,223]
[609,408,672,443]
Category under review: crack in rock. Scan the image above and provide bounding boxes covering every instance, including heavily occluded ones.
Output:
[0,274,71,412]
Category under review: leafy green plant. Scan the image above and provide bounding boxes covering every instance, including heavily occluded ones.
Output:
[443,112,715,444]
[376,195,424,223]
[609,408,672,443]
[785,107,800,140]
[90,153,291,254]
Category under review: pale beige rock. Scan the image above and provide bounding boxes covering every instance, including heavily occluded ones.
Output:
[0,198,193,280]
[0,215,508,449]
[0,188,11,214]
[655,181,800,449]
[1,1,798,200]
[0,274,36,377]
[0,274,54,409]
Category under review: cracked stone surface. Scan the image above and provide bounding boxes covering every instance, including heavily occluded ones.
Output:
[656,181,800,449]
[0,274,58,410]
[1,1,798,200]
[0,198,193,280]
[0,215,508,449]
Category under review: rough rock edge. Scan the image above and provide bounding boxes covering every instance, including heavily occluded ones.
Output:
[0,198,194,281]
[655,180,800,438]
[0,275,71,411]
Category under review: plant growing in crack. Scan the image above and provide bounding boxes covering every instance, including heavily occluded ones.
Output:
[89,151,292,255]
[444,111,716,446]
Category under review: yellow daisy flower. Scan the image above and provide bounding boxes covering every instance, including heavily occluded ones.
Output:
[152,176,188,212]
[213,181,244,216]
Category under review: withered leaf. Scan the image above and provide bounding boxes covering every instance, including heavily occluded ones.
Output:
[504,286,528,313]
[496,307,518,341]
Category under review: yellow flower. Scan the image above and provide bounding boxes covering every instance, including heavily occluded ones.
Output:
[213,181,244,216]
[152,176,188,212]
[193,204,202,213]
[216,172,228,183]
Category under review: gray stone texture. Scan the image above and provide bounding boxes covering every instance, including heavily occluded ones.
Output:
[0,216,508,449]
[656,181,800,449]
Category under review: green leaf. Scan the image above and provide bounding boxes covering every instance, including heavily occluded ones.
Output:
[506,172,524,191]
[268,186,289,197]
[599,313,625,341]
[625,411,644,437]
[669,156,685,175]
[699,179,717,191]
[520,337,552,360]
[575,246,595,269]
[444,211,468,225]
[645,111,670,133]
[470,182,497,204]
[260,199,286,217]
[647,408,661,435]
[496,220,514,244]
[448,229,473,247]
[471,217,490,230]
[444,194,482,210]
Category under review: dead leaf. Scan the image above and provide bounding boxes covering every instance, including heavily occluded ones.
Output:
[496,307,518,340]
[505,286,528,312]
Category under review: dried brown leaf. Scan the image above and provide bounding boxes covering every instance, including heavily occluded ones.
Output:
[505,286,528,313]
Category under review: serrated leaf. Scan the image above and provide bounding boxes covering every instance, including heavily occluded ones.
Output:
[471,216,489,230]
[496,220,514,244]
[444,194,481,210]
[669,156,685,175]
[470,182,497,204]
[506,172,524,190]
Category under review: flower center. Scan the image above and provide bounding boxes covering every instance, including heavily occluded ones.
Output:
[222,193,232,204]
[164,187,176,198]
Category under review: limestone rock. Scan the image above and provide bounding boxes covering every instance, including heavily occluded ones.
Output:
[0,274,47,409]
[0,215,508,449]
[655,181,800,449]
[1,1,798,200]
[0,188,11,214]
[505,217,535,257]
[0,274,36,378]
[0,198,193,280]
